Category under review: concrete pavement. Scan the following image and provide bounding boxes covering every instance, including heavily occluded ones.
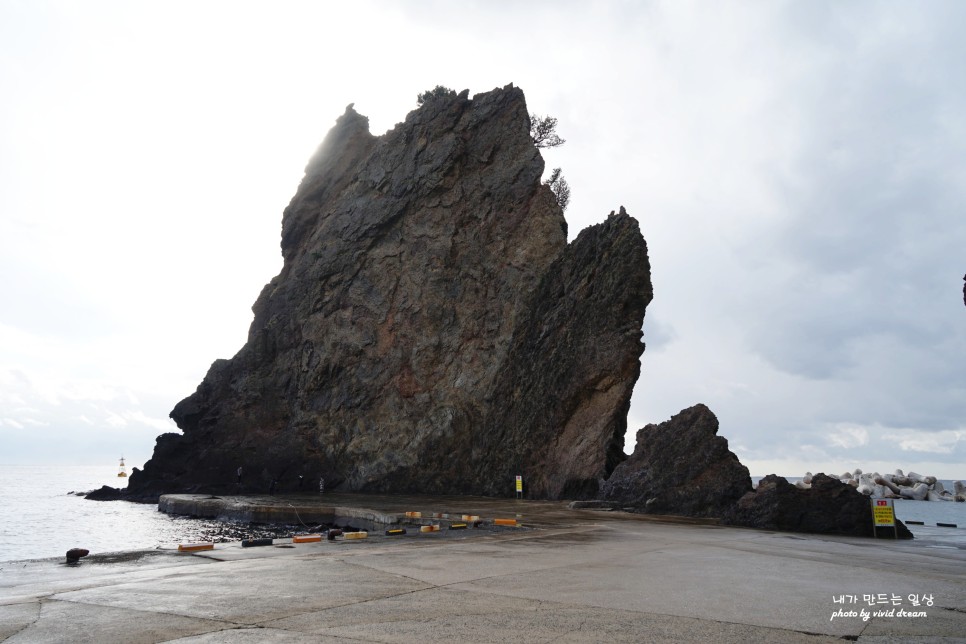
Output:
[2,495,964,642]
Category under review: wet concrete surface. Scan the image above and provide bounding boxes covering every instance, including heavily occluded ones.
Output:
[2,493,964,642]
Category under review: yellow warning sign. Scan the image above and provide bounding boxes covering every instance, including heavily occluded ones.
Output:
[872,499,895,527]
[515,475,523,493]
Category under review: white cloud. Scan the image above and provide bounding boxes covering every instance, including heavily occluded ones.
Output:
[827,425,870,450]
[104,411,127,428]
[883,429,966,455]
[123,411,176,433]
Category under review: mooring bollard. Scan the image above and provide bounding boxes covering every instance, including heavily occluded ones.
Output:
[65,548,89,563]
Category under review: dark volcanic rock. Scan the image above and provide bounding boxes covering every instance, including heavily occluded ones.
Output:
[598,404,753,517]
[84,485,123,501]
[128,85,652,500]
[724,473,914,539]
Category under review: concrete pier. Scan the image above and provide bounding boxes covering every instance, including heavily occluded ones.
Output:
[2,494,964,642]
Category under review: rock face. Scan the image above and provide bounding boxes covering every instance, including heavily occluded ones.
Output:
[598,404,753,516]
[128,85,653,500]
[725,473,914,538]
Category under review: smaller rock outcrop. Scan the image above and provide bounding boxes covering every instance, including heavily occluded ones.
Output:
[598,404,752,517]
[725,473,914,538]
[85,485,124,501]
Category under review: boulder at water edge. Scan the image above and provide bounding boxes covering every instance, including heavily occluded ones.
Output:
[724,473,914,538]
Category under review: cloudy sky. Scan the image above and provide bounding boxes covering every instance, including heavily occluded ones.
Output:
[2,1,964,479]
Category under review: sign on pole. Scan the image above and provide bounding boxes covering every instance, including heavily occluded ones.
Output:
[515,475,523,498]
[871,498,897,539]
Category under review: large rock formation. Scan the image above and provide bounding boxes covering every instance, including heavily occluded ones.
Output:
[598,404,753,516]
[128,85,652,500]
[725,473,914,539]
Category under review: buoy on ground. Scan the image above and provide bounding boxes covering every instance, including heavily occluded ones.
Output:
[292,534,322,543]
[178,542,214,552]
[494,518,518,526]
[344,531,368,540]
[385,528,407,536]
[449,523,467,530]
[405,511,422,518]
[420,525,440,533]
[462,515,480,522]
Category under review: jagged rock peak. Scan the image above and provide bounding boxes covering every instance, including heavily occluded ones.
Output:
[128,85,652,500]
[599,404,753,516]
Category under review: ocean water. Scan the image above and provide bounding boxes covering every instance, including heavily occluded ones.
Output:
[0,465,308,563]
[1,467,963,563]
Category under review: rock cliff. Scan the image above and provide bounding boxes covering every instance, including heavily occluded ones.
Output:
[128,85,653,500]
[598,404,753,516]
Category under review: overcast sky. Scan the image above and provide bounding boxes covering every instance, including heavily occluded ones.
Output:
[2,1,964,479]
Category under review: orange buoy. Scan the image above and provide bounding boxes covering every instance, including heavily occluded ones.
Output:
[178,542,214,552]
[292,534,322,543]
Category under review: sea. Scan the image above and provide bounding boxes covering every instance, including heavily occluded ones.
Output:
[0,465,310,563]
[1,466,964,563]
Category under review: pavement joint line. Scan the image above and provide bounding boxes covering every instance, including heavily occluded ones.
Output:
[265,577,866,644]
[44,594,251,629]
[6,596,43,640]
[711,540,966,582]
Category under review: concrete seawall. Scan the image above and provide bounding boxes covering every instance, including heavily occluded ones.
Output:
[158,494,402,531]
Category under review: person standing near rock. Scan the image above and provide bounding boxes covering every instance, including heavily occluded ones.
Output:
[236,466,243,486]
[962,274,965,307]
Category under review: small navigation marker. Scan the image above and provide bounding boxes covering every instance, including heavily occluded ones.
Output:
[117,456,127,478]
